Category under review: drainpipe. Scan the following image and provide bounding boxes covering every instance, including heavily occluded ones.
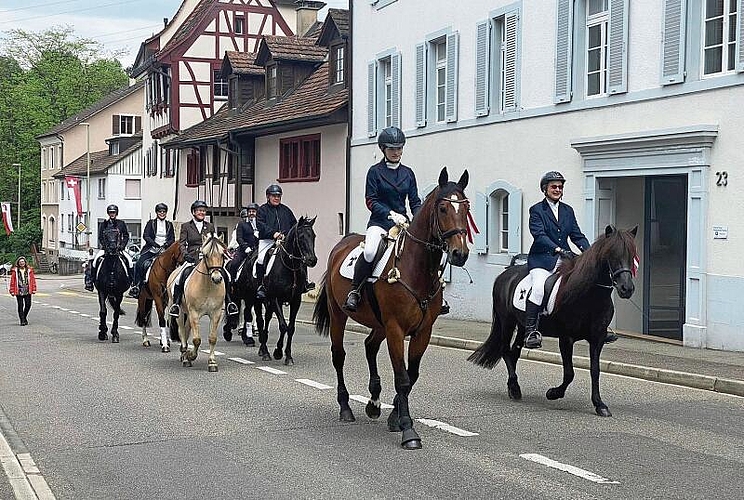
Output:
[344,1,353,234]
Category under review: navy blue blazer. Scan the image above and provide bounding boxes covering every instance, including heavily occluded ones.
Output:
[256,203,296,240]
[365,160,422,230]
[527,199,590,270]
[236,219,259,252]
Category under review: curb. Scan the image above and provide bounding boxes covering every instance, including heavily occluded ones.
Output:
[297,319,744,398]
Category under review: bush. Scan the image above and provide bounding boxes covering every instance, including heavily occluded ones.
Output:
[0,224,42,265]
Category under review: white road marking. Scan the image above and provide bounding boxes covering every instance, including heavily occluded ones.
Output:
[58,308,69,311]
[228,357,255,365]
[416,418,479,437]
[1,431,56,499]
[257,366,287,375]
[79,314,90,317]
[295,379,332,390]
[119,326,133,330]
[199,349,225,356]
[520,453,619,484]
[68,311,79,314]
[349,395,394,409]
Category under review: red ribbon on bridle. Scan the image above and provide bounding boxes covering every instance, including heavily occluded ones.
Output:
[466,211,480,244]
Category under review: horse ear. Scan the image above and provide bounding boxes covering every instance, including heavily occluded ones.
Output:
[457,170,469,190]
[605,225,615,237]
[310,215,317,226]
[438,167,448,187]
[630,225,638,238]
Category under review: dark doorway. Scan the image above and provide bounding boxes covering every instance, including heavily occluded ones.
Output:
[643,175,687,339]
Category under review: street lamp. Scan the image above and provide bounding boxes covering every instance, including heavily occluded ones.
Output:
[11,163,20,228]
[80,123,91,247]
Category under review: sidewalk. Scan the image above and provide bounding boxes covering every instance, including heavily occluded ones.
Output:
[295,300,744,397]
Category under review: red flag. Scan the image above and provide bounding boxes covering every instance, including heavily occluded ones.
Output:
[65,176,83,216]
[632,253,640,277]
[466,211,480,244]
[1,202,14,235]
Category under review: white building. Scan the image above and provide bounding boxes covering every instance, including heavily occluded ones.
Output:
[351,0,744,351]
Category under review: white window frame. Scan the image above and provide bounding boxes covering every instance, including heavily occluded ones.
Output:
[97,178,106,199]
[434,39,447,123]
[334,46,345,84]
[213,70,228,100]
[119,115,135,135]
[234,13,245,35]
[474,180,523,263]
[415,28,459,127]
[586,4,609,98]
[111,142,120,155]
[702,0,738,76]
[367,49,401,137]
[124,178,141,199]
[49,147,55,170]
[382,57,393,127]
[41,147,47,170]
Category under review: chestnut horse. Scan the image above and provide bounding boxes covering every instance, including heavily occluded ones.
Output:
[314,168,470,449]
[134,242,185,352]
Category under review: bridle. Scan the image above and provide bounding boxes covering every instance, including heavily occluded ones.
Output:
[277,222,314,270]
[404,195,469,254]
[193,238,225,275]
[596,259,633,290]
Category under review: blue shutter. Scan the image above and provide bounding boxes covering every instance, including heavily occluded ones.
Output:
[474,20,491,117]
[445,32,459,123]
[661,0,687,84]
[391,52,401,128]
[737,0,744,72]
[554,0,574,103]
[507,189,522,255]
[415,43,427,128]
[607,0,629,94]
[474,191,488,254]
[367,61,377,137]
[503,10,519,112]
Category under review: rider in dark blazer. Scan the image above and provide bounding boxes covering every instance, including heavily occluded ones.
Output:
[86,204,132,291]
[129,202,175,298]
[524,171,590,349]
[236,203,260,259]
[168,200,238,318]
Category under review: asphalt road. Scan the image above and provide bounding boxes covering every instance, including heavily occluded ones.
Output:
[0,277,742,499]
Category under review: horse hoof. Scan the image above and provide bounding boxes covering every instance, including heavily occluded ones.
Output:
[596,406,612,417]
[365,401,381,419]
[507,383,522,400]
[546,388,564,400]
[111,334,119,343]
[261,354,271,362]
[339,409,356,422]
[243,337,255,347]
[98,333,108,341]
[273,349,283,360]
[208,365,218,373]
[223,330,233,342]
[401,429,422,450]
[161,345,170,353]
[284,357,294,366]
[143,340,151,348]
[182,360,192,367]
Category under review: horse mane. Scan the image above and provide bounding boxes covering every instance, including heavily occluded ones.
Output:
[556,226,637,306]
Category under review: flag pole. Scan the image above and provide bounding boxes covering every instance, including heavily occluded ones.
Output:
[12,163,20,228]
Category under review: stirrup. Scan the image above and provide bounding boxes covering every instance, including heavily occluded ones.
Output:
[85,284,94,291]
[256,286,266,299]
[343,290,360,312]
[168,304,180,317]
[439,300,450,315]
[128,286,140,298]
[524,330,543,349]
[226,302,239,316]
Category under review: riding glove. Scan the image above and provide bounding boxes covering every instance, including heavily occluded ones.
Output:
[388,211,408,226]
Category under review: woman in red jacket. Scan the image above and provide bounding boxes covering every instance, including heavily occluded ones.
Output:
[9,256,37,326]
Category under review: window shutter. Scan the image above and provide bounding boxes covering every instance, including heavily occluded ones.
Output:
[367,61,377,137]
[607,0,629,94]
[112,115,120,135]
[554,0,574,103]
[391,52,401,128]
[661,0,686,84]
[474,20,491,117]
[507,189,522,255]
[445,31,459,123]
[737,0,744,72]
[503,11,519,112]
[415,42,427,128]
[474,191,488,254]
[135,116,142,133]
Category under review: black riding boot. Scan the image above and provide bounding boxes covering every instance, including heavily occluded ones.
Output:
[255,263,266,299]
[128,262,141,298]
[221,269,239,316]
[523,301,542,349]
[343,258,373,312]
[169,275,185,317]
[86,264,97,291]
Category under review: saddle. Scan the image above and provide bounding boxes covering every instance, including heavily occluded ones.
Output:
[338,233,396,282]
[512,272,562,315]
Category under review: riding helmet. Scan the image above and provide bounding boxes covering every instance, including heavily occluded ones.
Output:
[191,200,208,212]
[377,126,406,150]
[540,171,566,192]
[266,184,283,196]
[155,203,168,213]
[106,204,119,214]
[247,203,259,211]
[239,207,249,218]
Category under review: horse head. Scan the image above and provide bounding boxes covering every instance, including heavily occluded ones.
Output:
[290,216,318,268]
[599,225,638,299]
[423,167,471,267]
[201,233,226,284]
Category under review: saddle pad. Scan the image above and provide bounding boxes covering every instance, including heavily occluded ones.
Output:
[253,253,276,279]
[168,263,196,297]
[512,274,562,315]
[339,244,395,282]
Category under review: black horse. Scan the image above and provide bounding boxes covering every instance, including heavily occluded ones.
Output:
[95,231,132,343]
[254,216,317,364]
[224,250,263,347]
[469,225,638,417]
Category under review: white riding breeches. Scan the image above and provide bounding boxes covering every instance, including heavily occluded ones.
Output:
[363,226,388,263]
[257,239,274,265]
[93,249,133,268]
[528,260,561,306]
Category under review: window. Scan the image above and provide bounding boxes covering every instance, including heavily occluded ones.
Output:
[475,11,521,116]
[163,148,175,178]
[267,65,277,99]
[382,58,393,127]
[113,115,135,135]
[110,142,120,155]
[332,45,345,85]
[97,178,106,199]
[60,181,65,201]
[366,51,400,137]
[125,179,141,199]
[214,70,228,99]
[67,214,73,233]
[473,180,522,260]
[586,0,609,97]
[49,147,55,169]
[703,0,738,75]
[186,147,204,186]
[414,30,459,127]
[41,147,47,170]
[212,145,221,183]
[279,134,321,181]
[234,14,245,34]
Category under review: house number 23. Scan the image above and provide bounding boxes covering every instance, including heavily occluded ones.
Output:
[716,171,728,186]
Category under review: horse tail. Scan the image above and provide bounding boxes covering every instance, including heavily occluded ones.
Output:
[313,273,330,337]
[467,282,507,369]
[135,300,152,328]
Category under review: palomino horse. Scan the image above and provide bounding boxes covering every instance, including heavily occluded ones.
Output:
[314,168,470,449]
[254,216,317,364]
[167,234,228,372]
[95,231,131,343]
[134,242,185,352]
[469,225,638,417]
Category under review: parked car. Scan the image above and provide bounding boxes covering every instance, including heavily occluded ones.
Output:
[0,262,11,276]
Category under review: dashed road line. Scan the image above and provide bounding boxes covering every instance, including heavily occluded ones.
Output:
[228,357,255,365]
[416,418,478,437]
[257,366,287,375]
[349,395,393,409]
[520,453,619,484]
[295,378,332,390]
[199,349,225,356]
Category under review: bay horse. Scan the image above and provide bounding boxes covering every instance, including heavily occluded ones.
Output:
[134,242,185,352]
[167,234,228,372]
[94,231,131,343]
[468,225,638,417]
[256,216,318,364]
[314,167,470,450]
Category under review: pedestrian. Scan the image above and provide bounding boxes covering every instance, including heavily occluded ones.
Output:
[9,256,37,326]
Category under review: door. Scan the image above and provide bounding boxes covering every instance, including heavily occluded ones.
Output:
[643,175,686,339]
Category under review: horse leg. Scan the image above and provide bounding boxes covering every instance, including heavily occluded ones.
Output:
[588,339,611,417]
[140,296,152,347]
[186,314,201,363]
[364,329,386,419]
[503,318,522,400]
[207,311,222,373]
[156,299,170,353]
[546,337,575,401]
[281,295,301,365]
[98,292,108,341]
[110,296,121,343]
[330,310,354,423]
[386,326,421,450]
[272,298,287,361]
[258,302,272,361]
[178,318,192,367]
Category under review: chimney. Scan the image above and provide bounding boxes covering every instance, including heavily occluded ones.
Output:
[163,17,169,28]
[294,0,326,37]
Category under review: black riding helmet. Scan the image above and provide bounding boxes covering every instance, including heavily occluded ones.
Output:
[266,184,283,196]
[191,200,208,212]
[155,203,168,213]
[239,207,249,218]
[540,171,566,192]
[106,204,118,214]
[247,203,259,211]
[377,126,406,150]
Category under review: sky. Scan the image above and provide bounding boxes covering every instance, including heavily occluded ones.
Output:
[0,0,350,69]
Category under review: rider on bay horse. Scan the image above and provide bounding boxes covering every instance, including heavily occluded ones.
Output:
[168,200,239,318]
[85,204,135,292]
[129,202,175,298]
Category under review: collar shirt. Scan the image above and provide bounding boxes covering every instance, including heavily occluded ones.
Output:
[194,219,204,234]
[155,219,168,246]
[547,198,560,222]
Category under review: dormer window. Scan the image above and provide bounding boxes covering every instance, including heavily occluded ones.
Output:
[214,70,228,99]
[113,114,135,135]
[331,45,345,85]
[110,142,120,155]
[267,65,278,99]
[234,14,245,34]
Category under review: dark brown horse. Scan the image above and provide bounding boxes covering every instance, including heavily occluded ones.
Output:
[314,167,470,449]
[468,225,638,417]
[134,242,185,352]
